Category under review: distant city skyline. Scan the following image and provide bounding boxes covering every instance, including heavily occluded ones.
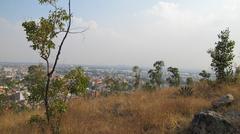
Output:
[1,0,240,71]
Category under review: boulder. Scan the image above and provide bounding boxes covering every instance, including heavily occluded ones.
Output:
[225,111,240,129]
[191,111,238,134]
[212,94,234,108]
[225,111,240,120]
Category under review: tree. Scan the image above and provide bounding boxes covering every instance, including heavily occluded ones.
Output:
[0,70,18,93]
[234,66,240,83]
[0,94,8,112]
[105,77,130,91]
[64,67,89,96]
[186,77,194,86]
[199,70,211,81]
[47,67,89,132]
[22,0,87,132]
[143,81,156,91]
[132,66,141,89]
[22,0,72,123]
[208,28,235,82]
[24,64,46,108]
[148,61,164,88]
[27,66,89,133]
[166,67,180,87]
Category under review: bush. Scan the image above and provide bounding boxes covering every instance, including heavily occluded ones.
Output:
[29,115,46,133]
[29,115,46,125]
[0,94,7,112]
[178,86,193,97]
[142,82,156,92]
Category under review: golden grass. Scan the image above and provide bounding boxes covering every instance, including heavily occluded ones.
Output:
[0,110,43,134]
[0,84,239,134]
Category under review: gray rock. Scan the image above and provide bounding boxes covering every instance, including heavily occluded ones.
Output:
[212,94,234,108]
[191,111,238,134]
[225,111,240,130]
[225,111,240,120]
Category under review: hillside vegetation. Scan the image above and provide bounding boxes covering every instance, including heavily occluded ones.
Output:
[1,82,240,134]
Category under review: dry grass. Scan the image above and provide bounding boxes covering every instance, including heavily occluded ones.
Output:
[0,84,240,134]
[0,110,43,134]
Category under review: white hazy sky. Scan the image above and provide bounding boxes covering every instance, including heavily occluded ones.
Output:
[0,0,240,71]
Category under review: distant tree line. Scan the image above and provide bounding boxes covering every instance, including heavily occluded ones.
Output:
[131,28,238,90]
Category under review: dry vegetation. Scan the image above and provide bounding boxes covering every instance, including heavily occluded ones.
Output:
[1,83,240,134]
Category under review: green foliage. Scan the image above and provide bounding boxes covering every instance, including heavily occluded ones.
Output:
[25,66,89,133]
[22,19,55,59]
[49,78,68,101]
[22,0,70,60]
[29,114,46,134]
[9,101,29,113]
[22,0,74,132]
[208,28,235,82]
[148,61,164,88]
[0,72,18,91]
[132,66,141,89]
[143,82,156,92]
[22,8,69,59]
[186,77,194,86]
[166,67,180,87]
[24,65,46,107]
[234,66,240,83]
[0,94,7,112]
[47,67,88,134]
[5,80,18,90]
[105,77,130,91]
[199,70,211,81]
[64,67,89,96]
[29,115,46,125]
[0,94,28,113]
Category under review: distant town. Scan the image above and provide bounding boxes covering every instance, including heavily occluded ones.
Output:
[0,62,209,103]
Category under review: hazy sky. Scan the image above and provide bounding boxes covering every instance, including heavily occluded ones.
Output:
[1,0,240,71]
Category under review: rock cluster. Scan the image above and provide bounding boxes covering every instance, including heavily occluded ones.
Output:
[190,94,239,134]
[212,94,234,108]
[191,111,238,134]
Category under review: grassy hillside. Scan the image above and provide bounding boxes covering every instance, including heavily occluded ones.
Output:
[1,83,240,134]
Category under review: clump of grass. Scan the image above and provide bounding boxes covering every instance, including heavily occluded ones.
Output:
[178,86,193,97]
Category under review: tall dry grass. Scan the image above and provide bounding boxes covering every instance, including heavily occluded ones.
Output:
[60,89,210,134]
[0,110,43,134]
[1,84,239,134]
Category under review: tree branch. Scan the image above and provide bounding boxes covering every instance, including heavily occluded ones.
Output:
[55,27,89,35]
[49,0,71,76]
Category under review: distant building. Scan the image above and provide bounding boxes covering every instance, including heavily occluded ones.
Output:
[8,91,27,102]
[3,67,13,72]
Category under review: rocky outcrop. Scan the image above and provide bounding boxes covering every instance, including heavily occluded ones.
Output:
[190,94,239,134]
[225,111,240,130]
[190,111,238,134]
[212,94,234,108]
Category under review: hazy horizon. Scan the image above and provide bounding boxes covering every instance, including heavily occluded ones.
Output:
[1,0,240,71]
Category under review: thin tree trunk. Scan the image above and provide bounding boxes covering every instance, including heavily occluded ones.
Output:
[43,0,72,124]
[44,75,51,122]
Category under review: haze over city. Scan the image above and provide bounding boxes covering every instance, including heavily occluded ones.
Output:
[2,0,240,133]
[1,0,240,70]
